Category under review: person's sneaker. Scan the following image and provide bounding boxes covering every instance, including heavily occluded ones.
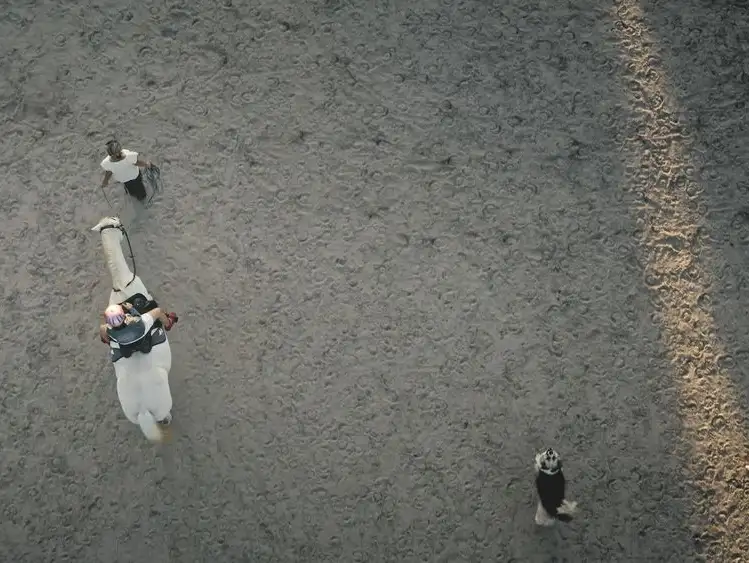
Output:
[158,413,172,426]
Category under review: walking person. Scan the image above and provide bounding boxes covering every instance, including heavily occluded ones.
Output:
[100,140,154,202]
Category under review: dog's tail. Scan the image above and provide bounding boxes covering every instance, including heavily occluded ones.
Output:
[137,410,163,442]
[555,500,578,522]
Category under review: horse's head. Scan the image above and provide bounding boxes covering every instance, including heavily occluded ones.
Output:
[91,216,123,235]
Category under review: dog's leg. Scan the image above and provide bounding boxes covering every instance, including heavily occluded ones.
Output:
[558,500,578,515]
[535,502,555,526]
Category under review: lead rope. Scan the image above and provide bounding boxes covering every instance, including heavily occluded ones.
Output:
[119,225,137,288]
[100,185,115,210]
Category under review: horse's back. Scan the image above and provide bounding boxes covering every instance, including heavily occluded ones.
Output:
[114,342,172,423]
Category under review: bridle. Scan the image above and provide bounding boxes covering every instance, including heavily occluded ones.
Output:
[99,223,137,291]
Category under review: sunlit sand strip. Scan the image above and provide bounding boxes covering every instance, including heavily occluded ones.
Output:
[611,0,749,558]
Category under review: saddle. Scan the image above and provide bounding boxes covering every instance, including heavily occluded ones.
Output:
[109,293,168,364]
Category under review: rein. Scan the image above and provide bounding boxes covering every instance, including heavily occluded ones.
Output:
[100,224,137,291]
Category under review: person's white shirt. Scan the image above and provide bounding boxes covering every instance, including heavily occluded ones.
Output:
[101,149,140,182]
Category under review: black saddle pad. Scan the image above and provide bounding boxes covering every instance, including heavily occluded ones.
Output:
[111,325,168,364]
[108,319,147,345]
[123,293,158,315]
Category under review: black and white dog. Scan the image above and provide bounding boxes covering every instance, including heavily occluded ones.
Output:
[534,448,578,526]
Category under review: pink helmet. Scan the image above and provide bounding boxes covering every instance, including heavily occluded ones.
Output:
[105,304,126,327]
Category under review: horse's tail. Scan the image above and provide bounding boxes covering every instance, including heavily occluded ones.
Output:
[137,410,163,442]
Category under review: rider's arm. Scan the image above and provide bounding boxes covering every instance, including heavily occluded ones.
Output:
[147,307,169,326]
[99,324,110,343]
[101,170,112,187]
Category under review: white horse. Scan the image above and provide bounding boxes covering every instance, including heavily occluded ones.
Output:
[92,216,173,442]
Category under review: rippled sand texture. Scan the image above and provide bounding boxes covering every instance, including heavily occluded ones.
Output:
[1,0,748,561]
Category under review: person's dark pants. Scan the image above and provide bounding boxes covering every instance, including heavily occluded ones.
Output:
[124,172,147,201]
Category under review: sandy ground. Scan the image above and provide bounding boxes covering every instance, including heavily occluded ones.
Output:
[1,0,748,561]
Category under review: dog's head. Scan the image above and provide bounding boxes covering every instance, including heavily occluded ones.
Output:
[535,448,562,475]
